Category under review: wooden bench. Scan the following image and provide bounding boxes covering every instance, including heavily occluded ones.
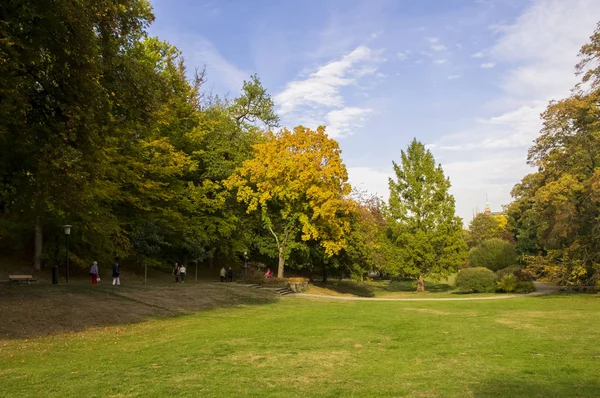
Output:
[8,274,37,284]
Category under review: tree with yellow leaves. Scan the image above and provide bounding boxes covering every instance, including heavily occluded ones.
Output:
[225,126,354,277]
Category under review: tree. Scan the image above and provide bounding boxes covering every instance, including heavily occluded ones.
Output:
[225,126,354,277]
[506,22,600,286]
[388,139,467,292]
[468,238,518,271]
[467,213,510,247]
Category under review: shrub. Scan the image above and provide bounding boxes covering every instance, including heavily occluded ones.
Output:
[456,267,496,293]
[496,266,532,282]
[497,274,516,293]
[514,280,536,293]
[469,238,518,271]
[241,270,265,284]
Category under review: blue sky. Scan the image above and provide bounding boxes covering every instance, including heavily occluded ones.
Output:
[149,0,600,223]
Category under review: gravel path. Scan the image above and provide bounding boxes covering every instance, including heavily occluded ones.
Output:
[288,282,558,302]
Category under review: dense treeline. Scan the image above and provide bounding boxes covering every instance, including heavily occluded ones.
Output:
[506,22,600,287]
[2,0,515,288]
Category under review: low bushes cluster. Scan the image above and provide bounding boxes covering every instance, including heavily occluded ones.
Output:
[495,266,536,293]
[456,267,496,293]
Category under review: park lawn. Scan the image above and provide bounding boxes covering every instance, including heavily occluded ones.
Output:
[1,293,599,397]
[310,274,503,298]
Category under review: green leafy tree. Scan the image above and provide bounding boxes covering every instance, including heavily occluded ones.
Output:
[388,139,467,292]
[507,22,600,286]
[467,213,510,247]
[468,238,518,272]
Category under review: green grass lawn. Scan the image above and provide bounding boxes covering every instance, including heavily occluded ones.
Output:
[1,289,599,397]
[311,274,501,298]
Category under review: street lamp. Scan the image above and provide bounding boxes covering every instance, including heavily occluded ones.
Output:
[244,251,248,277]
[63,225,72,284]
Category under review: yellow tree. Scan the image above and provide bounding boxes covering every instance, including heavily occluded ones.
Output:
[225,126,353,277]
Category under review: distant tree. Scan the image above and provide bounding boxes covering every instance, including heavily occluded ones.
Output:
[226,126,354,278]
[388,139,467,292]
[467,213,511,247]
[469,238,518,272]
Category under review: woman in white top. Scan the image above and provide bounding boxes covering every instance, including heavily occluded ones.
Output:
[179,264,187,283]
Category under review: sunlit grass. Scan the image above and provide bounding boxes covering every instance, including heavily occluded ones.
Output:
[1,293,599,397]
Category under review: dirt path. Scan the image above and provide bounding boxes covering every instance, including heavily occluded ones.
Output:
[288,283,559,301]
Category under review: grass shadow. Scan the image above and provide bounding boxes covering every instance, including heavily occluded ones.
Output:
[377,279,454,293]
[472,374,600,397]
[313,280,376,297]
[0,282,278,340]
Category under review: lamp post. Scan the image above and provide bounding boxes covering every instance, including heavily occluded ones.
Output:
[244,251,248,277]
[63,225,72,284]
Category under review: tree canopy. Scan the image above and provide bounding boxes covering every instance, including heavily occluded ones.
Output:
[388,139,467,291]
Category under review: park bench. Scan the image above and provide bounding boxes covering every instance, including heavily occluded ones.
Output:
[8,275,37,284]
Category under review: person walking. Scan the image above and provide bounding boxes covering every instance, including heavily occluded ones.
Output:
[220,267,226,282]
[179,264,187,283]
[90,261,99,285]
[112,261,121,286]
[227,267,233,283]
[173,263,180,283]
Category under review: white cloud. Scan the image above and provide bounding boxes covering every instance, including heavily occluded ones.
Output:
[434,59,448,65]
[431,44,447,52]
[431,0,599,223]
[326,107,373,138]
[274,45,384,138]
[184,36,247,93]
[275,45,377,116]
[426,37,440,43]
[397,50,411,60]
[371,30,383,39]
[347,166,392,200]
[447,74,461,80]
[480,62,496,68]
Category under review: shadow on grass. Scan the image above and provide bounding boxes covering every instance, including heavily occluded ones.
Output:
[472,375,600,397]
[313,281,376,297]
[379,280,454,293]
[0,283,278,340]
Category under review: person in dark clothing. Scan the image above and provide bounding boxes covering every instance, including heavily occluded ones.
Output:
[227,267,233,282]
[112,262,121,286]
[173,263,180,283]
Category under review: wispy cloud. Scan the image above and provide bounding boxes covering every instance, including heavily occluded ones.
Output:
[432,0,599,223]
[447,74,461,80]
[326,107,373,137]
[397,50,411,60]
[434,59,448,65]
[274,45,384,138]
[186,36,247,93]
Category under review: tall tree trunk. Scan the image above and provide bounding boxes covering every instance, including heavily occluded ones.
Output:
[322,269,328,283]
[277,246,285,278]
[417,274,425,292]
[144,261,147,285]
[34,217,42,271]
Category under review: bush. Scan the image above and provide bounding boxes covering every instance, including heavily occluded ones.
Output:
[496,266,532,282]
[241,270,265,284]
[456,267,496,293]
[469,238,518,271]
[497,274,516,293]
[514,280,536,293]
